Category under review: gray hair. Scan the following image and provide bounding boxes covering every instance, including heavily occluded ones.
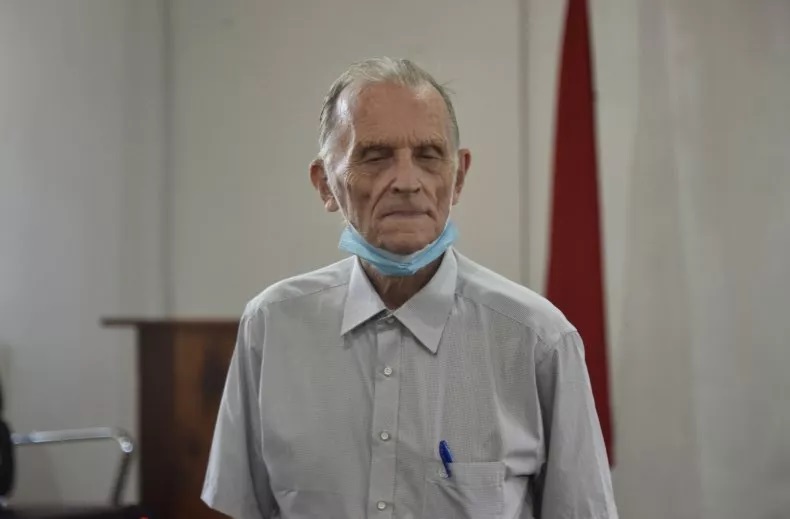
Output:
[317,57,460,161]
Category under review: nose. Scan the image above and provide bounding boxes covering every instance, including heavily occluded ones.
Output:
[390,151,421,194]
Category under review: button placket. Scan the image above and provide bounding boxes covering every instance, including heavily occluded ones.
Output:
[366,321,401,517]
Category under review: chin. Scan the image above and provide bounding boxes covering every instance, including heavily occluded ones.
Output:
[384,243,424,255]
[375,225,439,255]
[380,236,433,255]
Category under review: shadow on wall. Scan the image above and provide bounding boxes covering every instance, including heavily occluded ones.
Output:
[0,344,60,504]
[12,448,61,505]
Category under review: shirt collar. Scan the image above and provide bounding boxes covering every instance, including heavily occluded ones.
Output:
[341,249,458,354]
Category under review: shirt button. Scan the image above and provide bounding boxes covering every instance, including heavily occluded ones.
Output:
[383,366,393,377]
[438,469,449,479]
[376,501,388,511]
[379,431,391,441]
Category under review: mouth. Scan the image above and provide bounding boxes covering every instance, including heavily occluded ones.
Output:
[385,210,424,216]
[381,211,428,219]
[381,207,428,216]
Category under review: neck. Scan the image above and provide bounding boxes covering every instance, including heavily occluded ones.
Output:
[361,255,443,310]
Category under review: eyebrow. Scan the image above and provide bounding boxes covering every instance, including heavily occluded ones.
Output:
[353,138,448,157]
[414,140,448,155]
[355,142,390,154]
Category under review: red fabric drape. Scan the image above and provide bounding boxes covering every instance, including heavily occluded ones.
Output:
[546,0,614,463]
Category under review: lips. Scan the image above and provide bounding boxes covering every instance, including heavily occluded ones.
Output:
[380,206,428,216]
[380,211,429,221]
[383,210,425,217]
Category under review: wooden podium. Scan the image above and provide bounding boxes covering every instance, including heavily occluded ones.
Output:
[102,319,239,519]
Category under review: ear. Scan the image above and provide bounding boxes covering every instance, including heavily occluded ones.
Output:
[310,159,340,212]
[451,148,472,205]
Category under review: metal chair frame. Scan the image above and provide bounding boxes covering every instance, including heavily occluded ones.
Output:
[9,427,134,507]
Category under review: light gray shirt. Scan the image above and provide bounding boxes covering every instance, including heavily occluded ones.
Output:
[202,249,617,518]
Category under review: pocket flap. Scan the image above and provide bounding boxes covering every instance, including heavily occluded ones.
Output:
[426,460,505,486]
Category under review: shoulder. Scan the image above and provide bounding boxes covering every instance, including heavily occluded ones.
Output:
[244,257,354,316]
[454,251,576,346]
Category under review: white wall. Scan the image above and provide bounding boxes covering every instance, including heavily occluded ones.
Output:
[168,0,525,316]
[0,0,166,504]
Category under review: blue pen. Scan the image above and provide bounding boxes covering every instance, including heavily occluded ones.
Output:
[439,440,454,478]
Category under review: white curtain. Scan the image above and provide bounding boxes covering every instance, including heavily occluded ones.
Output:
[610,1,790,518]
[526,1,790,517]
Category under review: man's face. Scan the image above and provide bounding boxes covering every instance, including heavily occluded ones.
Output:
[311,82,471,255]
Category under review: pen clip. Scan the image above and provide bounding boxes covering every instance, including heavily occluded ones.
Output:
[439,440,453,478]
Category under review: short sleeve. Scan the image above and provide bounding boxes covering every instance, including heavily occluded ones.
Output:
[202,306,278,519]
[533,332,618,518]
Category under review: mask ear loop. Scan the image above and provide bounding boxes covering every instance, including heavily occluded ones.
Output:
[438,171,458,229]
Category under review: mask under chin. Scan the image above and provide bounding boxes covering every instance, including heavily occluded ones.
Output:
[338,221,458,277]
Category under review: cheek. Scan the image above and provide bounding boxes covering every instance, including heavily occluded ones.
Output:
[342,171,376,212]
[424,172,455,204]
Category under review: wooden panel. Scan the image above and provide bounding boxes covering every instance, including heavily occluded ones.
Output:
[2,505,149,518]
[173,324,237,519]
[137,325,176,519]
[105,319,239,519]
[103,318,238,327]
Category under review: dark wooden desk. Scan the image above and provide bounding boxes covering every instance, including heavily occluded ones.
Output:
[103,319,238,519]
[0,506,147,519]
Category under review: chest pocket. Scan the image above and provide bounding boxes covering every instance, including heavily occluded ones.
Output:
[423,461,505,519]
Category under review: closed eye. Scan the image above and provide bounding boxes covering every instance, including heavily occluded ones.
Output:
[356,144,393,163]
[415,144,445,160]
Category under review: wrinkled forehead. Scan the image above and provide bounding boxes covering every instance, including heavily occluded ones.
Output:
[335,81,453,149]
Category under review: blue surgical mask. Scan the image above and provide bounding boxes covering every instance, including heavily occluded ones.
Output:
[338,220,458,277]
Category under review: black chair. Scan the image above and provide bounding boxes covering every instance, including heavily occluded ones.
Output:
[0,382,142,519]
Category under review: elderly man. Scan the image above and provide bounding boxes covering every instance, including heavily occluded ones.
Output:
[202,58,617,519]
